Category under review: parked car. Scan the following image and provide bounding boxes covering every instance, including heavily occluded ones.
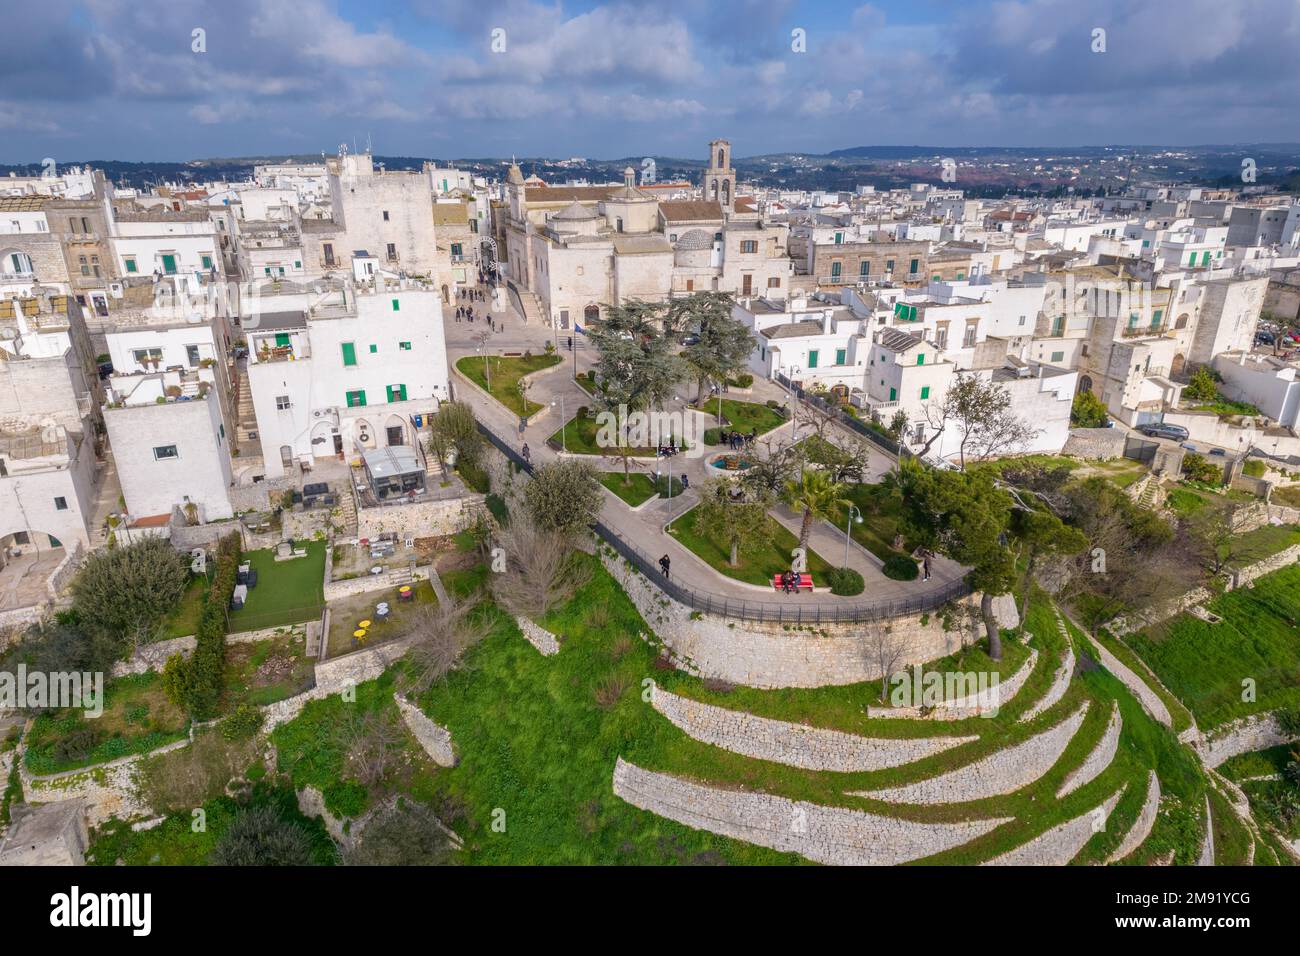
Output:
[679,333,701,346]
[1208,448,1227,457]
[1137,422,1190,441]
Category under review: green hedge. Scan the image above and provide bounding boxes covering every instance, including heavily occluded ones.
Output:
[826,567,865,596]
[882,554,919,581]
[163,533,241,720]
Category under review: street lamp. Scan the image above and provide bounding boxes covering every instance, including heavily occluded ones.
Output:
[552,396,566,453]
[844,503,863,568]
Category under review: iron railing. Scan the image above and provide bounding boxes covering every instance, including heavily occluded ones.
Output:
[775,372,906,458]
[476,418,967,624]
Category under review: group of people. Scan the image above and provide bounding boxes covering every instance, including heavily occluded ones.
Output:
[778,569,804,594]
[458,286,487,304]
[718,428,757,451]
[655,442,682,458]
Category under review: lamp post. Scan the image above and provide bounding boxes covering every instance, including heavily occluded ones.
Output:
[844,503,862,568]
[552,396,566,453]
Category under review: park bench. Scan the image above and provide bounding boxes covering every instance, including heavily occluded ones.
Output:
[771,573,814,592]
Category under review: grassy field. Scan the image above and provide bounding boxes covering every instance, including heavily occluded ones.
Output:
[227,540,326,632]
[691,398,785,444]
[1272,484,1300,509]
[1186,393,1262,418]
[833,482,915,562]
[1218,744,1295,783]
[599,472,682,506]
[456,353,561,417]
[1230,523,1300,565]
[1124,563,1300,728]
[666,506,834,586]
[158,574,208,639]
[547,412,672,457]
[24,672,190,775]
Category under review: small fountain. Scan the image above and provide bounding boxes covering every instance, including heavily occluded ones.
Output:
[706,452,755,477]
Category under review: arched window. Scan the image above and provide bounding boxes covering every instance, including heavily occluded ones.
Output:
[718,149,726,168]
[710,180,718,200]
[584,304,600,324]
[722,181,730,206]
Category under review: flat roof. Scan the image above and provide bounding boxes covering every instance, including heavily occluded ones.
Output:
[363,445,421,479]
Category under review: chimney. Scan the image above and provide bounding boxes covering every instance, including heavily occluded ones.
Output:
[822,309,833,335]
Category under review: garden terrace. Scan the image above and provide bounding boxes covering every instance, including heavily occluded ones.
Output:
[226,541,327,632]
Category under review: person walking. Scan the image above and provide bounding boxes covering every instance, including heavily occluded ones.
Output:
[659,554,670,578]
[680,474,689,491]
[922,555,931,581]
[522,443,531,465]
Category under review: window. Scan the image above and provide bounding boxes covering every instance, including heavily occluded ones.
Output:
[835,349,847,365]
[386,384,408,403]
[920,386,930,400]
[834,232,843,244]
[383,210,390,221]
[323,243,335,265]
[54,496,68,511]
[740,240,757,254]
[345,389,367,408]
[201,254,213,270]
[341,342,357,366]
[399,341,412,351]
[916,354,925,366]
[294,260,301,269]
[885,259,895,273]
[132,347,163,365]
[1050,351,1065,363]
[386,243,397,261]
[391,298,400,311]
[186,345,201,366]
[859,261,870,277]
[616,217,624,232]
[963,325,977,348]
[909,258,919,274]
[956,272,965,280]
[161,254,177,274]
[767,277,780,288]
[369,344,378,354]
[807,350,819,368]
[124,256,138,273]
[153,445,179,461]
[889,387,897,401]
[830,261,842,278]
[934,326,948,349]
[275,332,290,348]
[79,255,89,276]
[450,243,462,257]
[275,395,291,410]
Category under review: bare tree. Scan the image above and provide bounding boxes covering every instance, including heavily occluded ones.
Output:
[489,513,591,619]
[403,591,492,694]
[913,373,1039,467]
[343,710,405,787]
[868,629,907,703]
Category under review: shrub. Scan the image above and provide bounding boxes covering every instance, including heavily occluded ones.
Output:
[323,779,369,818]
[71,537,188,647]
[766,399,781,410]
[882,554,920,581]
[729,372,754,389]
[162,533,240,720]
[826,567,865,595]
[1181,452,1221,484]
[344,800,453,866]
[1242,459,1267,478]
[457,459,490,493]
[209,805,315,866]
[1070,389,1110,428]
[1183,367,1220,403]
[222,704,265,741]
[523,460,603,537]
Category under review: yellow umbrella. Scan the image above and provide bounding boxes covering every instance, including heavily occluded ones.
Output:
[359,619,372,628]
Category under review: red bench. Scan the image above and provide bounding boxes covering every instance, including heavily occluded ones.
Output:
[772,573,814,592]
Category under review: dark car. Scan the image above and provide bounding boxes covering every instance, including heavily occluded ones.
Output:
[1137,422,1190,442]
[1208,448,1227,457]
[97,361,114,380]
[679,333,700,346]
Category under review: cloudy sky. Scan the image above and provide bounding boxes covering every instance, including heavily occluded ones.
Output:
[3,0,1299,163]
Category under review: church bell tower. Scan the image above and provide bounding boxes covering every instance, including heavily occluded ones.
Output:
[706,138,734,215]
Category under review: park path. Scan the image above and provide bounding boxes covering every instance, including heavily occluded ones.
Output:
[445,314,969,614]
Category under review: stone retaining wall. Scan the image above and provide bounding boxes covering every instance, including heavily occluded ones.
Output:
[600,550,970,688]
[855,703,1091,805]
[1057,701,1121,797]
[650,683,977,773]
[1090,636,1172,729]
[1061,427,1126,460]
[1199,711,1300,768]
[324,565,430,602]
[111,635,198,677]
[866,648,1038,721]
[1232,543,1300,588]
[515,616,560,655]
[984,786,1125,866]
[1108,771,1161,864]
[394,694,457,767]
[1019,643,1074,723]
[612,757,1011,866]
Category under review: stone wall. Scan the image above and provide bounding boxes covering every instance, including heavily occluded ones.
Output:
[1108,771,1161,864]
[1018,643,1074,724]
[394,694,457,767]
[650,683,977,773]
[355,494,485,541]
[984,786,1125,866]
[324,565,430,602]
[1198,711,1300,768]
[1090,636,1172,729]
[854,703,1090,805]
[600,549,972,689]
[515,616,560,656]
[866,648,1038,721]
[611,757,1012,866]
[1061,427,1126,460]
[1057,702,1121,797]
[263,633,418,731]
[1232,543,1300,588]
[111,635,197,677]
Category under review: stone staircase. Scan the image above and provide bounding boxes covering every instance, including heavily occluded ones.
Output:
[507,282,545,326]
[336,481,359,539]
[235,367,258,445]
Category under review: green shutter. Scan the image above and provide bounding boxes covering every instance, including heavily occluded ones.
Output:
[341,342,357,366]
[161,254,177,274]
[369,344,378,354]
[391,298,400,311]
[399,341,412,351]
[917,354,924,365]
[831,262,841,277]
[125,258,137,273]
[835,349,846,366]
[275,333,290,347]
[910,258,919,274]
[346,390,366,408]
[386,384,407,403]
[889,387,896,401]
[201,255,212,269]
[920,386,930,400]
[807,350,818,368]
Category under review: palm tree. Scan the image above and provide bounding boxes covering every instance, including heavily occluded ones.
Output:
[781,469,850,552]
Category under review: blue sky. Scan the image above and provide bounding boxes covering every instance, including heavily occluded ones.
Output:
[2,0,1298,163]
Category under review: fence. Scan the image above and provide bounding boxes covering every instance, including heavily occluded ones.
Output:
[476,420,970,624]
[775,372,904,458]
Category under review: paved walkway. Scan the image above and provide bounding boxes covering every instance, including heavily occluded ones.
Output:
[446,320,970,613]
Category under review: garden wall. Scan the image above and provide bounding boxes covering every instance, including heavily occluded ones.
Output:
[1198,711,1300,768]
[324,565,431,602]
[355,494,485,541]
[1061,427,1126,460]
